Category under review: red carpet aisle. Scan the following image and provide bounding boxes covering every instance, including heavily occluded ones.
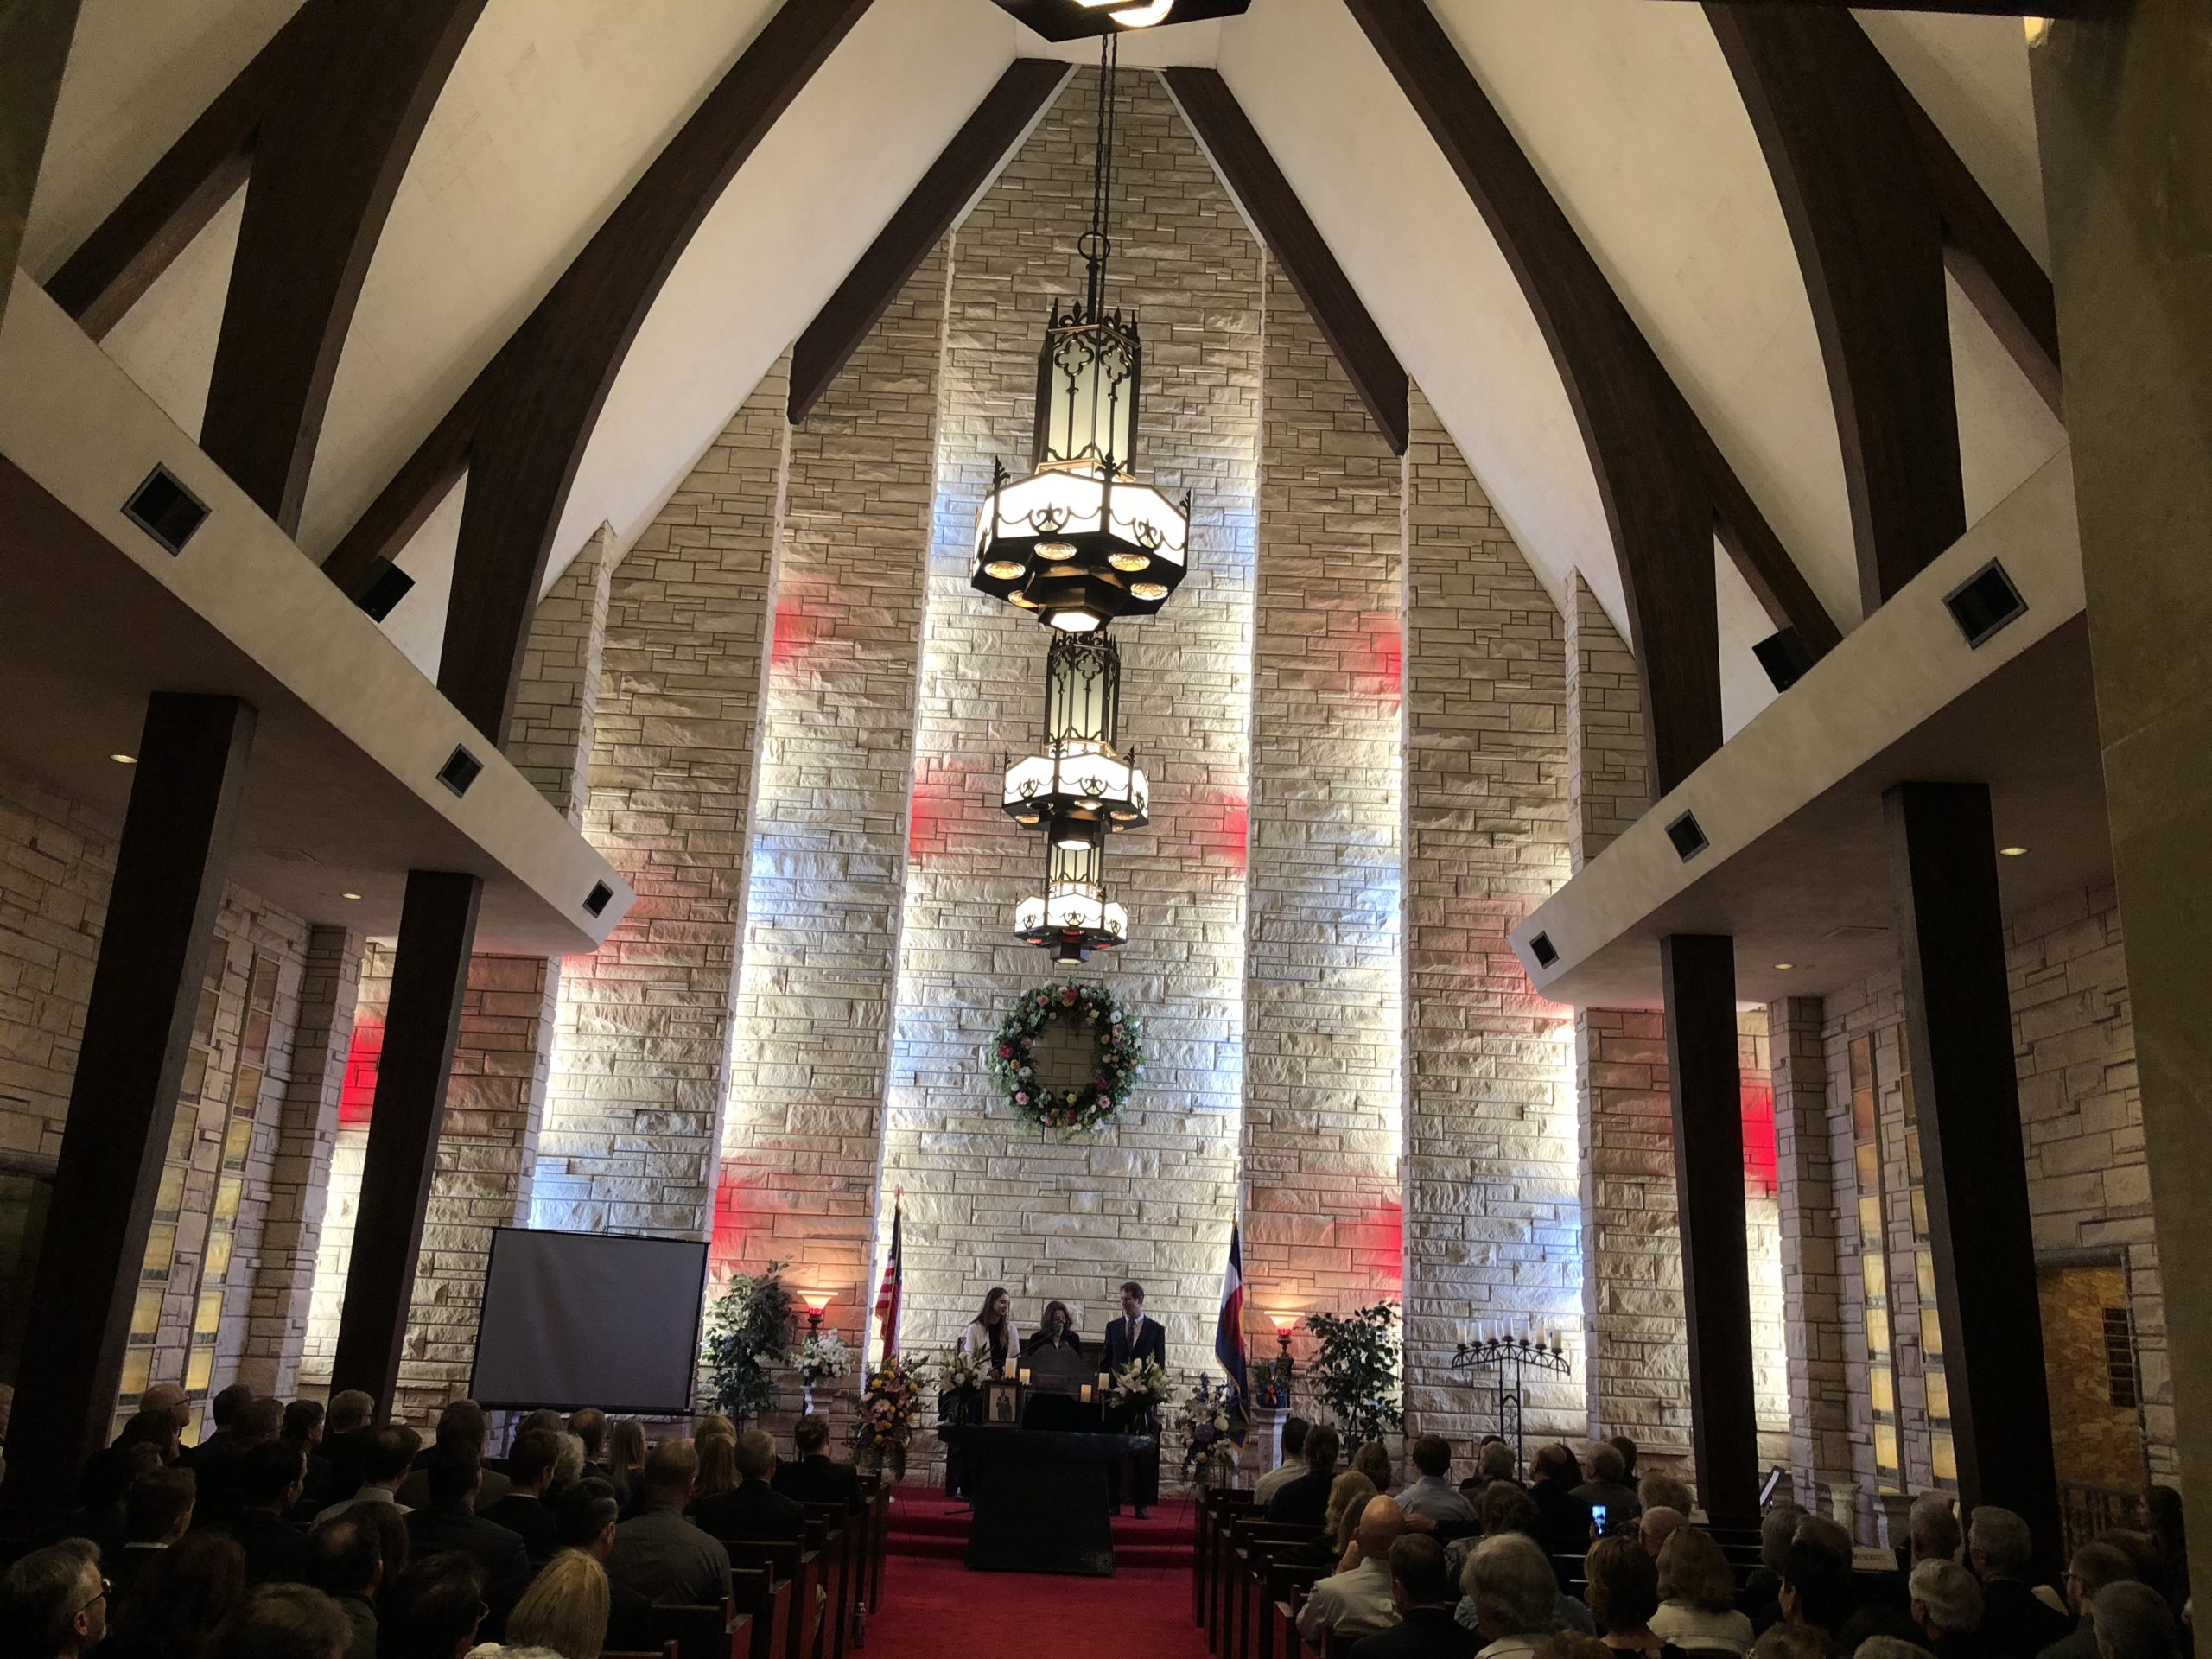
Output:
[862,1494,1211,1657]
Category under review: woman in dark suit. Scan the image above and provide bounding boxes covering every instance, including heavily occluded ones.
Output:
[1025,1300,1084,1356]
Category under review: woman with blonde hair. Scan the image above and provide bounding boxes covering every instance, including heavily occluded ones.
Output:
[475,1548,610,1659]
[1653,1527,1754,1655]
[1327,1471,1378,1552]
[605,1421,647,1497]
[1352,1440,1397,1496]
[694,1413,736,1444]
[693,1432,740,1503]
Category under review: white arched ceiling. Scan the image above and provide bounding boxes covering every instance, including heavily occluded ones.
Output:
[1855,9,2048,269]
[21,0,302,280]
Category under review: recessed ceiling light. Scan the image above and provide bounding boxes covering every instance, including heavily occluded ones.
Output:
[1999,845,2029,857]
[1774,963,1794,971]
[340,892,363,901]
[110,753,136,765]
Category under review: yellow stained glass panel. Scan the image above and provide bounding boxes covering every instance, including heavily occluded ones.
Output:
[180,1048,210,1103]
[243,1010,272,1066]
[251,954,280,1010]
[1875,1422,1900,1472]
[194,983,219,1046]
[194,1289,222,1338]
[1856,1143,1880,1190]
[214,1177,243,1224]
[1864,1254,1888,1301]
[143,1221,176,1277]
[1916,1250,1937,1301]
[131,1287,163,1338]
[185,1348,213,1391]
[1931,1429,1957,1482]
[205,1225,233,1281]
[223,1112,254,1166]
[1921,1306,1944,1358]
[1910,1189,1929,1237]
[119,1347,152,1398]
[1872,1366,1896,1414]
[156,1164,186,1215]
[1868,1307,1891,1353]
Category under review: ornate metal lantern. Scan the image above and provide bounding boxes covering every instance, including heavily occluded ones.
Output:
[970,32,1191,634]
[1002,632,1148,852]
[1015,840,1128,964]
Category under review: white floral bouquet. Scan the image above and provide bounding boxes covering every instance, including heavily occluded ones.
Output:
[798,1328,854,1386]
[1178,1376,1240,1482]
[946,1344,991,1395]
[1106,1357,1169,1411]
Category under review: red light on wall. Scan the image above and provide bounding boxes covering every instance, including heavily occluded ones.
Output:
[770,578,829,669]
[1211,791,1248,871]
[907,768,956,862]
[338,1014,383,1126]
[1741,1084,1777,1198]
[710,1167,752,1277]
[1360,615,1402,697]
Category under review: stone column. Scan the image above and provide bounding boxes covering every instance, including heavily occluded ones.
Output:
[1769,995,1852,1497]
[2031,1,2212,1551]
[1402,386,1575,1459]
[1242,260,1403,1332]
[506,524,615,827]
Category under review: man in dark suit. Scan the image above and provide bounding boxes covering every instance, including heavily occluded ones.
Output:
[478,1429,563,1563]
[694,1429,805,1543]
[1099,1280,1167,1517]
[404,1443,531,1636]
[772,1415,863,1514]
[396,1400,510,1510]
[111,1465,195,1605]
[1970,1506,2074,1658]
[1351,1535,1481,1657]
[1267,1425,1341,1528]
[219,1440,313,1585]
[558,1478,653,1650]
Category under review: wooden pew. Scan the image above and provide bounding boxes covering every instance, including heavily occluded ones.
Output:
[646,1601,734,1659]
[1228,1520,1326,1659]
[1199,1489,1255,1630]
[853,1474,889,1645]
[1258,1556,1330,1659]
[722,1536,822,1659]
[728,1564,793,1659]
[799,1503,856,1659]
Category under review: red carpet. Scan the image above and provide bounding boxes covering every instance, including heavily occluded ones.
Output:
[863,1493,1208,1657]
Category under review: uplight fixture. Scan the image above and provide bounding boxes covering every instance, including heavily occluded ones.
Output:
[110,753,137,765]
[1999,845,2029,857]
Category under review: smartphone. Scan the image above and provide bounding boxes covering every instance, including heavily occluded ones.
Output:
[1592,1503,1610,1535]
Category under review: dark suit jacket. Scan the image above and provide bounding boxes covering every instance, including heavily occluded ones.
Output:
[223,1508,314,1586]
[692,1479,806,1544]
[1266,1465,1335,1528]
[108,1543,168,1607]
[480,1491,560,1561]
[607,1575,656,1650]
[772,1454,863,1515]
[1981,1580,2073,1658]
[1529,1477,1594,1560]
[1351,1607,1483,1658]
[405,1506,531,1629]
[1100,1313,1167,1372]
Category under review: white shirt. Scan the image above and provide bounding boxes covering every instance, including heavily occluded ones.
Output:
[315,1485,410,1526]
[1255,1457,1306,1503]
[1650,1603,1754,1655]
[1296,1557,1399,1643]
[1400,1473,1478,1526]
[1478,1637,1547,1659]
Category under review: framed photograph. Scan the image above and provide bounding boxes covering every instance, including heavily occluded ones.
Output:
[987,1378,1020,1424]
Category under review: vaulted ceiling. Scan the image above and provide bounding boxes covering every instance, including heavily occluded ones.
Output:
[22,0,2066,738]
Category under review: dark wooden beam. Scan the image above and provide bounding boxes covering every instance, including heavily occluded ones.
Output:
[1885,783,2063,1577]
[325,0,874,743]
[1348,0,1825,790]
[1656,1,2075,13]
[791,59,1066,426]
[1900,93,2063,418]
[1696,423,1842,656]
[0,0,83,340]
[0,695,255,1520]
[1659,932,1760,1524]
[199,0,486,534]
[330,869,480,1408]
[1162,67,1410,454]
[1707,6,1965,616]
[43,3,319,340]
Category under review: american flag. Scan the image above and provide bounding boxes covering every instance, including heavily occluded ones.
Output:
[872,1198,903,1362]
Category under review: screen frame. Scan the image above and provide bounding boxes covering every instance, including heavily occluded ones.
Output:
[467,1225,709,1415]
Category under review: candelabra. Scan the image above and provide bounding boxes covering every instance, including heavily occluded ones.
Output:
[1450,1325,1570,1473]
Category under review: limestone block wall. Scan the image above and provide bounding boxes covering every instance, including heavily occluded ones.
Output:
[1740,1011,1789,1467]
[1563,573,1648,874]
[1770,995,1853,1497]
[877,67,1257,1381]
[532,364,790,1240]
[715,247,945,1359]
[1400,386,1580,1457]
[508,526,615,827]
[1241,264,1403,1330]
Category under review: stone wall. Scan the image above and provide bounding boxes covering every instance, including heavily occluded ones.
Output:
[1563,572,1648,874]
[1241,263,1403,1331]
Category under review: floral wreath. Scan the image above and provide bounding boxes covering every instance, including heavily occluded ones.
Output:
[988,981,1142,1134]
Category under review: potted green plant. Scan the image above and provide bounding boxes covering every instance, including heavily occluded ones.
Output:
[702,1262,796,1427]
[1305,1300,1405,1452]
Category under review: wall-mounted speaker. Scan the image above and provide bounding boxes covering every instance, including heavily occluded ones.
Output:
[123,466,209,555]
[1753,626,1815,693]
[583,881,614,918]
[354,557,416,622]
[437,746,483,798]
[1943,560,2027,648]
[1529,931,1559,969]
[1665,811,1709,861]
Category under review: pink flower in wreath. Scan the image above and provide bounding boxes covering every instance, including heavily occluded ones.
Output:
[1061,987,1077,1005]
[1014,1091,1029,1105]
[998,1045,1012,1058]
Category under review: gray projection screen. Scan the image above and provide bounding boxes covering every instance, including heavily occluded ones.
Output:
[469,1228,708,1414]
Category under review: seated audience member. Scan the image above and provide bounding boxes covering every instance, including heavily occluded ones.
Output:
[556,1478,653,1651]
[383,1553,486,1659]
[202,1398,287,1529]
[1334,1475,1382,1556]
[1589,1533,1696,1658]
[1359,1440,1402,1496]
[404,1445,530,1633]
[2090,1581,2180,1659]
[567,1409,611,1477]
[1269,1425,1344,1528]
[1970,1508,2072,1658]
[692,1430,740,1503]
[1611,1440,1642,1485]
[1258,1416,1313,1504]
[1745,1629,1828,1659]
[545,1435,586,1508]
[397,1402,510,1511]
[109,1531,247,1659]
[1353,1534,1483,1657]
[1853,1641,1928,1659]
[1465,1486,1597,1636]
[315,1392,376,1510]
[208,1582,352,1659]
[1537,1638,1614,1659]
[68,1441,138,1560]
[113,1465,197,1603]
[1403,1436,1480,1532]
[1655,1527,1756,1656]
[1779,1534,1857,1645]
[1529,1446,1595,1560]
[603,1421,647,1503]
[1745,1505,1805,1631]
[1573,1443,1643,1529]
[516,1408,569,1442]
[1912,1495,1964,1567]
[693,1428,804,1543]
[478,1430,563,1563]
[1302,1495,1410,1645]
[694,1413,736,1445]
[1643,1510,1690,1563]
[194,1384,258,1471]
[1471,1440,1522,1499]
[308,1510,382,1659]
[222,1440,313,1586]
[772,1414,864,1513]
[1640,1474,1696,1520]
[115,1405,186,1469]
[2040,1543,2140,1659]
[2139,1490,2188,1622]
[1459,1532,1561,1659]
[0,1538,108,1659]
[607,1440,736,1606]
[1911,1560,1986,1659]
[495,1548,611,1659]
[315,1424,418,1524]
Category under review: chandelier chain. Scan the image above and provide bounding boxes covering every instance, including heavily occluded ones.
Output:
[1084,29,1120,321]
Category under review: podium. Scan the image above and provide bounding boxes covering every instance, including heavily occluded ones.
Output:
[1017,1339,1100,1432]
[939,1425,1153,1575]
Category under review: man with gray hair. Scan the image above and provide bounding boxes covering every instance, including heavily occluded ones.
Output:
[1971,1506,2072,1656]
[693,1427,804,1543]
[1640,1506,1688,1562]
[1911,1558,1986,1657]
[1911,1491,1964,1563]
[1458,1532,1557,1659]
[2042,1541,2141,1659]
[0,1537,108,1657]
[1573,1441,1641,1527]
[2090,1580,2181,1659]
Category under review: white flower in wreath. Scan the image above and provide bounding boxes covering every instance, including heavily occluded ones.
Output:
[1017,1066,1032,1078]
[1109,1011,1122,1024]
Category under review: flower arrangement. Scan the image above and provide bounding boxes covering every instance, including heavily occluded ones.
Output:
[988,982,1142,1135]
[1249,1353,1293,1410]
[855,1352,932,1481]
[945,1345,991,1396]
[1176,1375,1241,1485]
[1306,1300,1405,1451]
[1104,1356,1169,1414]
[702,1262,795,1425]
[798,1329,855,1387]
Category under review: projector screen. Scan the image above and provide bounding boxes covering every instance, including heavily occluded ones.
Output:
[470,1228,708,1414]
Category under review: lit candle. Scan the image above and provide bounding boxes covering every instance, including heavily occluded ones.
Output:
[1081,1384,1092,1403]
[1019,1368,1030,1385]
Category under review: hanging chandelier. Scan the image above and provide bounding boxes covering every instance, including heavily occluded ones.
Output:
[1002,632,1148,853]
[1016,841,1129,965]
[971,31,1192,635]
